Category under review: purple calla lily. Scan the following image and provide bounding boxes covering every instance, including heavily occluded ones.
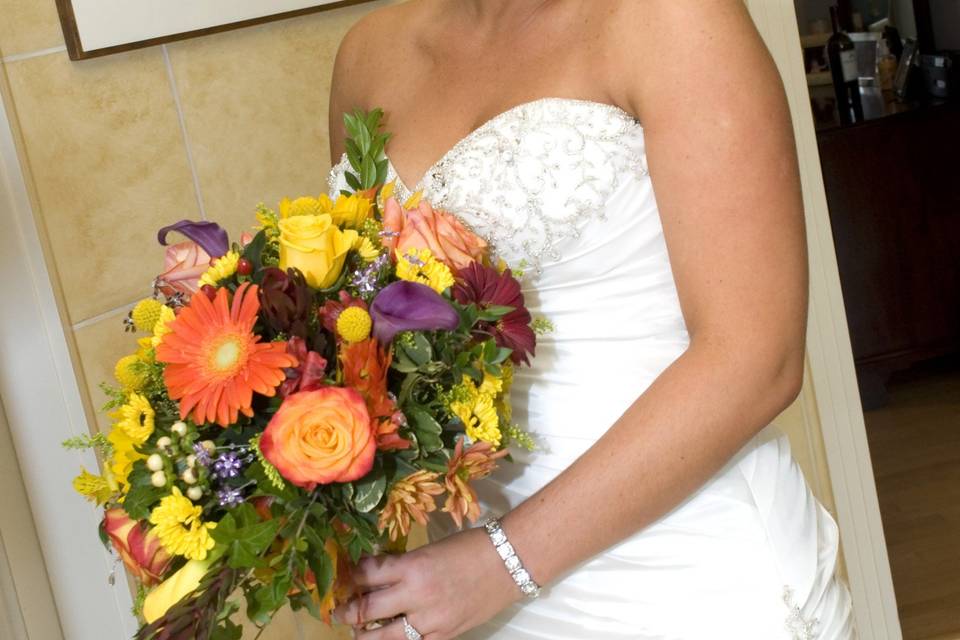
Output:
[370,281,460,344]
[157,220,229,259]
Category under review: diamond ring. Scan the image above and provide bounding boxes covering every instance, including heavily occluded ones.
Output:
[402,615,423,640]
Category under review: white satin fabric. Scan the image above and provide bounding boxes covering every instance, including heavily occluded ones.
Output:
[329,98,855,639]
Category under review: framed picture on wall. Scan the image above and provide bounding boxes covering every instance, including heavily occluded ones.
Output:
[55,0,375,60]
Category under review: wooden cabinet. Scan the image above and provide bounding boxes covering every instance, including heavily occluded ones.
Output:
[815,100,960,408]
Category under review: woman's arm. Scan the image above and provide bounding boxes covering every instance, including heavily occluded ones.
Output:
[338,1,808,637]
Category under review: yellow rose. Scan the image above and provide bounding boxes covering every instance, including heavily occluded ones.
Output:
[278,214,358,289]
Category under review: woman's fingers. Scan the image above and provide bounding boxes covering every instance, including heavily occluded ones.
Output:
[336,586,407,627]
[354,616,424,640]
[351,554,404,589]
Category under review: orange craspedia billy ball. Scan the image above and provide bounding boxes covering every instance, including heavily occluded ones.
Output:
[260,387,376,489]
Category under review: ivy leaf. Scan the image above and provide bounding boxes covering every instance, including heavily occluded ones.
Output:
[352,466,387,513]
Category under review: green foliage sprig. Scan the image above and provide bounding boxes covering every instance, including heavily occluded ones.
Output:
[342,108,391,193]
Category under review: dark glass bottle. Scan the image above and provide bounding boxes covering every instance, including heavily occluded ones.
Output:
[827,5,864,125]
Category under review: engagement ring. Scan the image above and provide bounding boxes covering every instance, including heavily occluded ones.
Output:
[402,615,423,640]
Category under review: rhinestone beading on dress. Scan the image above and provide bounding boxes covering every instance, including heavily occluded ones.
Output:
[328,98,648,274]
[783,585,819,639]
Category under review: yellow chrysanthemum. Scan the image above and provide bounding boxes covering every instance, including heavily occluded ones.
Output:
[114,354,147,391]
[149,487,217,560]
[449,376,501,447]
[396,248,455,294]
[198,251,240,288]
[131,298,164,333]
[322,193,373,229]
[110,392,155,444]
[336,307,372,343]
[72,467,114,504]
[150,305,176,348]
[479,369,503,397]
[107,427,145,489]
[279,196,325,219]
[355,236,381,262]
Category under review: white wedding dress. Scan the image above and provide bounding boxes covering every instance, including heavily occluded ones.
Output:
[329,97,856,639]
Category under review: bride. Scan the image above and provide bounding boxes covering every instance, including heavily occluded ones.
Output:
[328,0,855,638]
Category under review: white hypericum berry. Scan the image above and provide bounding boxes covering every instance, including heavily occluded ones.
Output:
[185,454,197,468]
[146,454,164,472]
[150,471,167,487]
[156,436,173,450]
[171,421,188,436]
[201,440,216,453]
[186,486,203,501]
[181,468,197,485]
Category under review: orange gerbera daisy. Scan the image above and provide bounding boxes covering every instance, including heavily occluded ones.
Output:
[156,282,297,427]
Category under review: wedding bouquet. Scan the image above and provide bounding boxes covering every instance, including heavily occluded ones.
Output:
[66,110,542,639]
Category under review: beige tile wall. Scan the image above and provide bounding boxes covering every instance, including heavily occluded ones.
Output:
[0,1,395,637]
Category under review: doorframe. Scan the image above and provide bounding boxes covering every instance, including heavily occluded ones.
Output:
[745,1,902,638]
[0,69,136,638]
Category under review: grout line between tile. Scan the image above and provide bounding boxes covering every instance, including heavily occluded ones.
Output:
[162,44,207,221]
[71,300,137,331]
[1,45,68,64]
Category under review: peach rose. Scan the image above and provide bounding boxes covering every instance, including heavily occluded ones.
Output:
[382,198,488,269]
[155,241,211,297]
[260,387,376,489]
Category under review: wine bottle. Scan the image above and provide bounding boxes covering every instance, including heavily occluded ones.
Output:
[827,5,864,125]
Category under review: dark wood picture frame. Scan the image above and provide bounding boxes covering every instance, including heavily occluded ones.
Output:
[54,0,376,61]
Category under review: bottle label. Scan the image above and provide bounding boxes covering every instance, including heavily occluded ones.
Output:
[840,50,859,82]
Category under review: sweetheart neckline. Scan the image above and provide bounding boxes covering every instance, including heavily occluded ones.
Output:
[336,97,642,196]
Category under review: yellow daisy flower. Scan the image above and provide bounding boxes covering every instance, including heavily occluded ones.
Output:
[449,375,502,448]
[110,392,155,444]
[149,487,217,561]
[198,251,240,288]
[107,426,145,489]
[355,236,381,262]
[323,193,373,229]
[395,248,455,294]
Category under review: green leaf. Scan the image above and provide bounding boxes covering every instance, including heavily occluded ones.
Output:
[241,230,268,272]
[345,172,361,192]
[477,305,515,322]
[210,619,243,640]
[122,461,164,520]
[212,515,280,569]
[352,467,387,513]
[408,407,444,452]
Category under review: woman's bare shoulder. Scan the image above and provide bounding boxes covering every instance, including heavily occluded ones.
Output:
[328,1,432,158]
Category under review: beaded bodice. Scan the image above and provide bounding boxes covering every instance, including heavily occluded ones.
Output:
[327,98,648,273]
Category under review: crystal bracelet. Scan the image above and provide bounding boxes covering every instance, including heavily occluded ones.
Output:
[482,517,542,598]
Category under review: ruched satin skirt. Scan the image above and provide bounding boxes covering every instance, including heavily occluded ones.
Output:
[427,428,856,639]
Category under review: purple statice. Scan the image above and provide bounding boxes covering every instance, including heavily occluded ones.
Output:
[216,487,244,508]
[212,452,243,479]
[192,442,212,467]
[351,254,390,296]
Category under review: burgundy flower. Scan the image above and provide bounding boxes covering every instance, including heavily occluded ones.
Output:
[259,267,313,339]
[369,281,460,344]
[452,263,536,365]
[279,336,328,397]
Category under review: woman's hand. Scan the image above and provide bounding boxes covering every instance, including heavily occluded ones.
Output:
[334,526,522,639]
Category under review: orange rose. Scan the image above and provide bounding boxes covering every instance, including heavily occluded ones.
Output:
[103,508,173,587]
[260,388,376,489]
[382,198,488,269]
